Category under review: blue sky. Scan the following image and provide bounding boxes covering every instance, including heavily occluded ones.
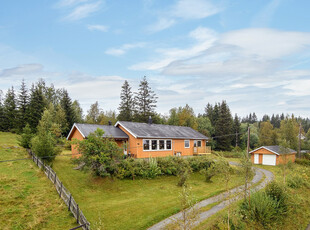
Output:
[1,0,310,118]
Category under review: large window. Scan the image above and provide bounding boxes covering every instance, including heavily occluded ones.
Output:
[197,140,201,147]
[185,140,190,148]
[143,139,172,151]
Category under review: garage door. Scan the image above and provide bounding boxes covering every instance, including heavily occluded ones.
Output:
[262,154,276,166]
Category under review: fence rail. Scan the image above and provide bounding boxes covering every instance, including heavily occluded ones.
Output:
[27,150,90,230]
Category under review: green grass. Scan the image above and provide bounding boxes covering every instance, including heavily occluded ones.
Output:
[0,132,78,230]
[52,151,245,230]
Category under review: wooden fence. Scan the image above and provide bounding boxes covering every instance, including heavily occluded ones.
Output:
[27,150,90,230]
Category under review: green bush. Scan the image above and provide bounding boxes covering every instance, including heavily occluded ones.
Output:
[18,124,33,149]
[265,181,288,214]
[287,174,309,188]
[295,158,310,166]
[239,191,280,228]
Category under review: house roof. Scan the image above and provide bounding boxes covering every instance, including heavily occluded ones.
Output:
[115,121,209,140]
[67,123,129,140]
[250,145,296,155]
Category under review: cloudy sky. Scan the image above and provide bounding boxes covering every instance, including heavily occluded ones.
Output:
[1,0,310,118]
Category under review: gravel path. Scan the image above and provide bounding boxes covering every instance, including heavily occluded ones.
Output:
[148,164,274,230]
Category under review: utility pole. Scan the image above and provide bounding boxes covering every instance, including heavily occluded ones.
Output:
[298,122,302,158]
[247,127,250,158]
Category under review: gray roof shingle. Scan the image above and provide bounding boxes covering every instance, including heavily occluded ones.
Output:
[74,123,128,139]
[117,121,208,140]
[263,145,296,154]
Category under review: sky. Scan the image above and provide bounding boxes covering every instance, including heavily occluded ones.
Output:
[1,0,310,118]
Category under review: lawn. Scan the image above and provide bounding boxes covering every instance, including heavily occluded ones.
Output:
[52,151,245,230]
[0,132,78,230]
[196,157,310,230]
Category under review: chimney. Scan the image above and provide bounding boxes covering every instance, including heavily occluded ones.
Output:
[108,121,112,126]
[148,116,152,125]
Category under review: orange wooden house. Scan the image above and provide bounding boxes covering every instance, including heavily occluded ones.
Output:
[250,145,296,166]
[67,120,210,158]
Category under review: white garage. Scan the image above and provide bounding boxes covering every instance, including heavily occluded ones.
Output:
[262,154,276,166]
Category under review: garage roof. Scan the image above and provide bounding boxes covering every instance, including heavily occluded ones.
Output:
[250,145,296,155]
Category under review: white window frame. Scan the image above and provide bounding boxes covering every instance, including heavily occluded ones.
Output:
[185,140,190,148]
[143,139,172,151]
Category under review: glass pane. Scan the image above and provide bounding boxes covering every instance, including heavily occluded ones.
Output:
[194,140,197,147]
[197,141,201,147]
[159,140,165,150]
[143,140,149,150]
[152,140,157,150]
[185,140,189,148]
[166,140,172,150]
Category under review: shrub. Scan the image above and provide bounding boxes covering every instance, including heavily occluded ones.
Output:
[239,191,279,228]
[286,174,309,188]
[18,124,33,149]
[295,158,310,166]
[265,181,288,214]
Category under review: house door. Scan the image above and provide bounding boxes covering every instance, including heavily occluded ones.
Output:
[254,154,259,164]
[262,154,276,166]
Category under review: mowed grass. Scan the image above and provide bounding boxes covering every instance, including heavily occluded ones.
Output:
[53,151,245,230]
[0,132,78,230]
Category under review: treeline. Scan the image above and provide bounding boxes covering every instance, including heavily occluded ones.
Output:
[1,77,310,153]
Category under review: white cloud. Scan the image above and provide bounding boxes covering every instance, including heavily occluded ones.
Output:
[283,79,310,96]
[56,0,90,8]
[251,0,281,27]
[105,43,146,56]
[63,1,102,21]
[87,24,108,32]
[148,0,221,32]
[0,64,43,78]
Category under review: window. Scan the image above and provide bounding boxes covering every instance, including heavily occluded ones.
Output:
[166,140,172,150]
[151,140,157,150]
[185,140,190,148]
[159,140,165,150]
[143,140,150,150]
[197,140,201,147]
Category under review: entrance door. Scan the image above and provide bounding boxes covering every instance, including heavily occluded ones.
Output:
[123,141,127,155]
[254,154,259,164]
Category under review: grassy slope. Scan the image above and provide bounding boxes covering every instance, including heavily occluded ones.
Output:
[196,159,310,230]
[0,132,77,230]
[53,151,245,230]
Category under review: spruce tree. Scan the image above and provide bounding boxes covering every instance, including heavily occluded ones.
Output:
[118,80,134,121]
[86,101,101,124]
[27,85,46,132]
[60,89,75,134]
[3,87,18,131]
[17,79,29,132]
[72,100,83,123]
[0,90,5,131]
[232,114,241,147]
[134,76,157,122]
[215,101,233,151]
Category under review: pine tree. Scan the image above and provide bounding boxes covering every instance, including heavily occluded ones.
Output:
[0,90,5,131]
[17,79,29,132]
[215,101,233,151]
[232,114,241,147]
[134,76,157,122]
[86,101,101,124]
[3,87,18,131]
[72,100,83,123]
[60,89,75,134]
[55,104,68,135]
[118,80,134,121]
[27,85,46,132]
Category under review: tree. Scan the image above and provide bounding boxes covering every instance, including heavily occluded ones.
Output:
[3,87,17,131]
[118,80,134,121]
[232,114,241,147]
[279,116,299,150]
[60,89,75,134]
[0,90,5,131]
[76,128,123,177]
[18,123,33,149]
[72,100,83,123]
[134,76,157,122]
[99,110,117,125]
[86,101,101,124]
[197,116,213,137]
[17,80,29,132]
[31,107,61,162]
[215,101,233,151]
[259,121,275,146]
[55,104,68,135]
[178,104,198,129]
[27,85,46,132]
[168,108,179,126]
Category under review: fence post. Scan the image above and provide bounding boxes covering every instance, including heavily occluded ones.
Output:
[59,182,63,198]
[54,173,57,184]
[36,157,38,166]
[76,204,80,224]
[68,194,72,211]
[48,168,50,179]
